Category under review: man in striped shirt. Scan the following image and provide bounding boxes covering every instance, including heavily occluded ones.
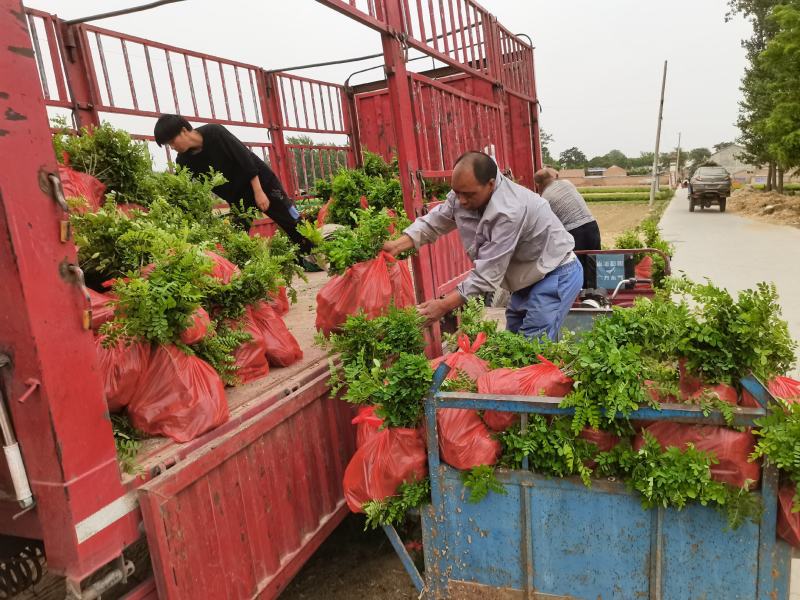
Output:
[534,168,601,288]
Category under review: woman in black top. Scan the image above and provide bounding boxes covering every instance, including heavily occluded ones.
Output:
[154,114,313,255]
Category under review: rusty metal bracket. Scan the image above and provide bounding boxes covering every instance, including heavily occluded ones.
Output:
[46,172,68,212]
[15,379,40,405]
[60,264,93,330]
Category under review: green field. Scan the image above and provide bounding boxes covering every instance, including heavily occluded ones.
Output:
[577,186,651,194]
[582,190,673,203]
[753,183,800,191]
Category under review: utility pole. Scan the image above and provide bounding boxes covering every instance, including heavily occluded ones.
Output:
[675,131,682,186]
[649,60,668,207]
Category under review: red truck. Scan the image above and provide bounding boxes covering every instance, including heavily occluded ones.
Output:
[0,1,542,597]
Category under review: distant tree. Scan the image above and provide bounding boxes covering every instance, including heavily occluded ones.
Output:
[558,147,587,169]
[604,149,628,168]
[687,147,712,168]
[759,2,800,188]
[727,0,784,190]
[539,128,560,168]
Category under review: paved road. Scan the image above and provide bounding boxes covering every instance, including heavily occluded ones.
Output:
[661,188,800,598]
[660,188,800,377]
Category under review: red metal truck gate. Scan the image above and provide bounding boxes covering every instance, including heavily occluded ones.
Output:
[338,0,542,304]
[2,1,539,596]
[24,9,356,198]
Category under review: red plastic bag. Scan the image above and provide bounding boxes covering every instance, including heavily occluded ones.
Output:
[634,422,760,489]
[205,251,239,284]
[316,198,333,227]
[128,345,229,443]
[352,405,384,449]
[95,336,150,413]
[251,301,303,367]
[343,427,427,513]
[437,408,501,470]
[580,427,621,468]
[478,356,574,432]
[430,333,489,381]
[315,252,415,336]
[777,485,800,547]
[58,165,106,212]
[116,203,148,217]
[89,288,116,330]
[179,307,212,345]
[769,376,800,400]
[635,256,653,280]
[678,359,703,398]
[248,217,278,239]
[226,306,269,385]
[268,286,290,316]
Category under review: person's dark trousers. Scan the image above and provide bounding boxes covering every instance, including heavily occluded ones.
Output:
[232,195,314,255]
[265,195,314,254]
[568,220,601,289]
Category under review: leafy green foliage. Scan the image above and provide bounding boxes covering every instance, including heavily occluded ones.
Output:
[314,208,410,275]
[612,219,674,286]
[101,245,213,345]
[111,415,144,476]
[752,400,800,508]
[596,434,762,529]
[498,416,596,486]
[193,322,253,386]
[53,119,154,204]
[559,318,652,434]
[374,354,433,428]
[148,167,224,221]
[461,465,506,503]
[670,278,796,383]
[363,478,430,529]
[315,153,403,226]
[326,306,425,368]
[440,372,478,393]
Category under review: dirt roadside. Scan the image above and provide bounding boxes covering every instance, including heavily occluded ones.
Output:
[589,201,653,243]
[728,188,800,228]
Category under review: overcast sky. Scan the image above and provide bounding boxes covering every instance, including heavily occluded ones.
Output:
[29,0,753,159]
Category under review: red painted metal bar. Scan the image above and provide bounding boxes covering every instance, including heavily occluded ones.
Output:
[1,0,134,580]
[143,46,160,113]
[183,53,199,117]
[27,13,51,100]
[299,79,311,130]
[378,0,442,355]
[247,68,259,123]
[121,39,139,110]
[43,14,68,102]
[202,58,215,119]
[260,70,293,196]
[218,62,232,120]
[165,49,181,113]
[233,65,246,121]
[94,32,115,106]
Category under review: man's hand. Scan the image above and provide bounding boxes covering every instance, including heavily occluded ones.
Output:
[417,299,449,326]
[382,234,414,257]
[254,189,270,213]
[416,291,465,326]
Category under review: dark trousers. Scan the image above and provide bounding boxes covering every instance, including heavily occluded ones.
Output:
[265,196,314,254]
[568,220,601,289]
[234,196,313,255]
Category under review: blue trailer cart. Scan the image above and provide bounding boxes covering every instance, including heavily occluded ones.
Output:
[384,364,792,599]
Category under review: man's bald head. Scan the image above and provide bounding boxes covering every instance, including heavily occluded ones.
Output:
[452,151,497,211]
[534,167,559,192]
